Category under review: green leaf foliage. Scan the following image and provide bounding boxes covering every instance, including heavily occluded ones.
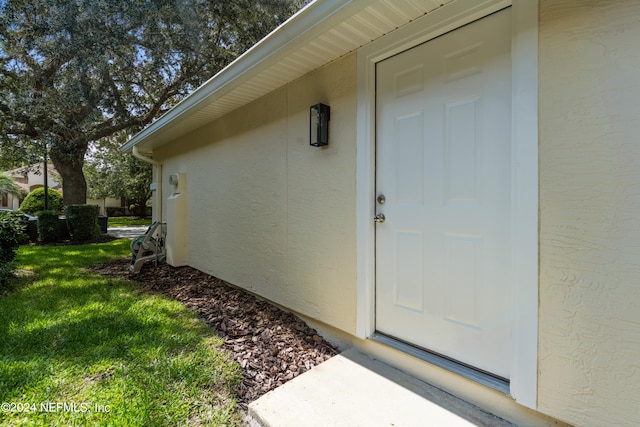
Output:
[0,0,306,204]
[0,210,25,284]
[0,172,21,197]
[65,204,100,242]
[85,134,151,217]
[35,210,60,244]
[18,187,64,215]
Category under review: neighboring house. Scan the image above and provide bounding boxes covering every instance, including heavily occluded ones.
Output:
[6,162,62,193]
[87,196,127,216]
[121,1,640,426]
[0,163,129,215]
[0,191,17,210]
[2,163,63,210]
[2,163,124,215]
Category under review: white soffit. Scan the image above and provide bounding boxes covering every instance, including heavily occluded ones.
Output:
[122,0,451,153]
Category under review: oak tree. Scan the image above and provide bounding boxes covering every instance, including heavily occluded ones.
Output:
[0,0,304,204]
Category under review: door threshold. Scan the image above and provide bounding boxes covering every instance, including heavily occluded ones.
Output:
[372,332,510,395]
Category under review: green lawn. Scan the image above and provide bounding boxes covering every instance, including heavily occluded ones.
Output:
[107,217,153,227]
[0,240,242,426]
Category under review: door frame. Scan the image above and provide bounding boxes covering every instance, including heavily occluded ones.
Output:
[355,0,539,409]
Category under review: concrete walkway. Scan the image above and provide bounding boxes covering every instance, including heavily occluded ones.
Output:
[248,349,514,427]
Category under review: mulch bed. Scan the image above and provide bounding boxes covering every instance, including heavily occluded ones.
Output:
[91,259,339,407]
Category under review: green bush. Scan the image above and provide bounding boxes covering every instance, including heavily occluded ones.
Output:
[65,204,100,242]
[106,206,126,217]
[37,210,61,244]
[19,188,64,215]
[0,211,26,284]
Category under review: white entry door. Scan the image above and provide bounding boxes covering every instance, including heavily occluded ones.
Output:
[375,9,513,379]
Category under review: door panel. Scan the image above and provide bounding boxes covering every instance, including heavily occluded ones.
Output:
[375,9,512,378]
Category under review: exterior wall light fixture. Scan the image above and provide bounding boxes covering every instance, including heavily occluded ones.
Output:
[310,103,330,147]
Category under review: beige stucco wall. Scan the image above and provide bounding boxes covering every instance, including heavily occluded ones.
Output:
[538,1,640,426]
[25,169,61,191]
[155,54,358,334]
[1,193,20,210]
[87,197,122,216]
[149,3,640,424]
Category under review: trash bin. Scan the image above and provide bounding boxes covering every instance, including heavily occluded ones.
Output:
[58,216,70,241]
[98,216,108,234]
[27,218,38,242]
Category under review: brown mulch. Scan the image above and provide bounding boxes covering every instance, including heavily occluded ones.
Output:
[91,258,339,407]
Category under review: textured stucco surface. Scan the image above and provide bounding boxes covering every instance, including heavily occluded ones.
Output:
[148,2,640,424]
[538,1,640,425]
[155,55,358,334]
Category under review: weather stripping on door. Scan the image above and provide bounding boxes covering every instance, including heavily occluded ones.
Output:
[372,333,510,395]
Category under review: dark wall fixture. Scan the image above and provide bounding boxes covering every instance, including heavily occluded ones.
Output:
[310,103,330,147]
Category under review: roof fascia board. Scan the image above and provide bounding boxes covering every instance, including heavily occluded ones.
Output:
[121,0,375,153]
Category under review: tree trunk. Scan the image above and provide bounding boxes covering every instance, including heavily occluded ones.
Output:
[50,147,88,206]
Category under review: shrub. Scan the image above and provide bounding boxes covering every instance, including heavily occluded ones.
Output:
[106,206,126,217]
[0,211,26,284]
[19,188,64,215]
[65,204,100,242]
[37,210,61,244]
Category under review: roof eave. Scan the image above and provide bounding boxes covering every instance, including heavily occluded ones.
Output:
[120,0,368,154]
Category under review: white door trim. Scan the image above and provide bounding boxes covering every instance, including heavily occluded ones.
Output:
[355,0,538,409]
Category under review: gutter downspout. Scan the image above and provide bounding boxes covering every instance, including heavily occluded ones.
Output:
[132,146,162,222]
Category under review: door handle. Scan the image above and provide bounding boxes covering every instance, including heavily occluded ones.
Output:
[374,213,385,223]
